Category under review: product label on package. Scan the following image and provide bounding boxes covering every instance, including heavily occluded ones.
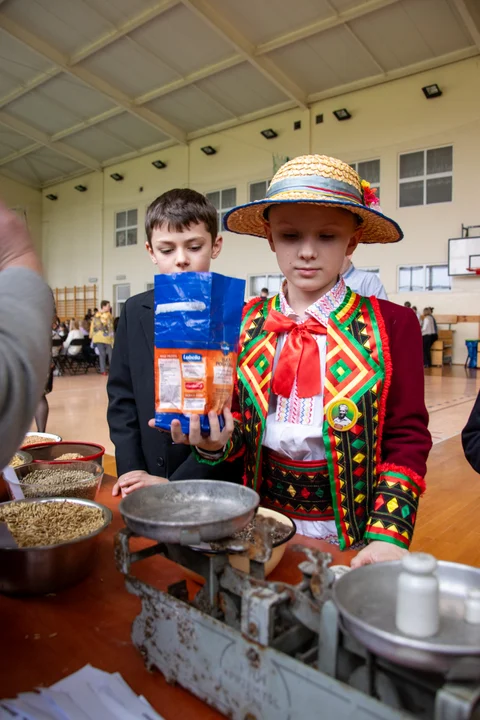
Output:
[155,348,236,415]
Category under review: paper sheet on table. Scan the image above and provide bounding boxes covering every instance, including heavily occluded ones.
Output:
[2,665,164,720]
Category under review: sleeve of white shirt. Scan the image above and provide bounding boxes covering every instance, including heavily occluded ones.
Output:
[364,272,388,300]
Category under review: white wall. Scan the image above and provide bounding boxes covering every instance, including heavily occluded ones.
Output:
[41,56,480,362]
[0,175,42,255]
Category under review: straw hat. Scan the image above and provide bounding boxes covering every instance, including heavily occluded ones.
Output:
[224,154,403,244]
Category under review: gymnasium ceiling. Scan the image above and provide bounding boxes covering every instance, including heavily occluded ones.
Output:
[0,0,478,188]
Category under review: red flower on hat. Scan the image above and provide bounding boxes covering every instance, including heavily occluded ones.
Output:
[361,180,380,208]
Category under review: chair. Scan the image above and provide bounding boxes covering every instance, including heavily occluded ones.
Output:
[51,338,65,375]
[64,339,90,375]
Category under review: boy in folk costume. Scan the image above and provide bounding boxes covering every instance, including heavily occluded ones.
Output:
[171,155,432,567]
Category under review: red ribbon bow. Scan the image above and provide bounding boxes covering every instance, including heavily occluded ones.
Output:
[264,309,327,398]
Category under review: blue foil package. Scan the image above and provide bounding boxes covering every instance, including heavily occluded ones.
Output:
[154,272,246,434]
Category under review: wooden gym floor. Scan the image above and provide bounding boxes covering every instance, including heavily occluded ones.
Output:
[39,366,480,565]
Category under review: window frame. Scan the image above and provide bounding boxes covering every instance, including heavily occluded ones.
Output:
[398,145,453,208]
[247,272,284,298]
[206,187,237,229]
[248,178,271,203]
[349,158,381,198]
[115,208,138,248]
[397,263,451,292]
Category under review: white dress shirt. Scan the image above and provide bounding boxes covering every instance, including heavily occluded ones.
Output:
[342,263,388,300]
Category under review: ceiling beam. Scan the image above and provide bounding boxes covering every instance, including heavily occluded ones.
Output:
[0,166,40,189]
[450,0,480,50]
[307,46,479,103]
[0,13,188,144]
[0,142,40,166]
[180,0,308,109]
[70,0,179,64]
[256,0,401,55]
[0,112,101,169]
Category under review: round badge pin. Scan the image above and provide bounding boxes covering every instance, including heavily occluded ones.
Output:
[326,397,359,432]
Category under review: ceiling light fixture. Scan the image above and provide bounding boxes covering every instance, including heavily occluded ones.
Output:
[333,109,351,121]
[261,128,278,139]
[422,84,442,99]
[74,184,87,192]
[46,194,58,201]
[152,160,167,169]
[201,146,216,155]
[110,173,124,181]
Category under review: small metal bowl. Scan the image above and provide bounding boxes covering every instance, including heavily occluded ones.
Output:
[27,442,105,467]
[7,461,104,501]
[0,497,112,595]
[21,432,62,448]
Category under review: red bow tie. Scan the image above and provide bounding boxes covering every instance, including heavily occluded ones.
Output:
[264,309,327,398]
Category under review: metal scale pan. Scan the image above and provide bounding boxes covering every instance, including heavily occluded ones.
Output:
[120,480,259,546]
[333,560,480,675]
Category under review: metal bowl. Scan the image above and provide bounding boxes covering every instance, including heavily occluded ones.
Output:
[0,497,112,595]
[21,432,62,448]
[120,480,260,545]
[333,560,480,674]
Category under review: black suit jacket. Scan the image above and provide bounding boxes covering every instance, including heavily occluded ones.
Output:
[463,391,480,474]
[107,290,243,482]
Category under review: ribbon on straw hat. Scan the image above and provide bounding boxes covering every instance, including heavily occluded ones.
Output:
[224,154,403,244]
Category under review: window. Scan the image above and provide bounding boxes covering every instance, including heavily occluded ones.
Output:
[248,273,284,297]
[399,146,452,207]
[398,264,451,292]
[350,159,380,199]
[206,187,236,228]
[115,209,138,247]
[114,283,130,316]
[146,282,154,291]
[249,180,270,202]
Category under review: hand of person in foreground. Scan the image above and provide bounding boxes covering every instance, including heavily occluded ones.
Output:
[0,201,42,274]
[350,540,407,568]
[148,407,234,454]
[112,470,167,497]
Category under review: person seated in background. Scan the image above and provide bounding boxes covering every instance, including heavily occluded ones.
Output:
[79,319,89,336]
[463,392,480,473]
[260,287,269,299]
[63,320,84,356]
[341,254,387,299]
[57,322,68,340]
[421,307,437,368]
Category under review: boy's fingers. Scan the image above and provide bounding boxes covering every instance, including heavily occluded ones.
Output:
[123,482,144,495]
[171,419,186,444]
[187,414,202,446]
[207,411,222,443]
[112,481,120,496]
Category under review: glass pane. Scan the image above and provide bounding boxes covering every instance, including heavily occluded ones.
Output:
[411,266,424,290]
[127,228,137,245]
[268,274,283,293]
[220,211,228,228]
[426,176,452,204]
[427,146,452,175]
[250,181,268,202]
[250,275,267,296]
[116,211,126,229]
[373,185,380,201]
[399,180,424,207]
[358,159,380,184]
[399,266,424,291]
[399,151,424,179]
[363,268,380,276]
[206,191,220,210]
[221,187,236,209]
[427,265,450,290]
[127,209,137,226]
[116,284,130,301]
[116,230,126,247]
[349,163,357,172]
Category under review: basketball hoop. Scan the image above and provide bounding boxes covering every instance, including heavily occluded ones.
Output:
[466,267,480,275]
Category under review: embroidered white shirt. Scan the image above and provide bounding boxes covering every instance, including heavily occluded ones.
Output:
[262,277,347,539]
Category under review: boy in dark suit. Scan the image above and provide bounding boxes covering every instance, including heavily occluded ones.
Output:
[107,189,241,496]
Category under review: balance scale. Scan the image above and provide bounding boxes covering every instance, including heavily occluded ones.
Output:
[115,481,480,720]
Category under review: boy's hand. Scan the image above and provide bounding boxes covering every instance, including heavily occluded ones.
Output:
[112,470,167,497]
[148,408,234,453]
[350,540,407,568]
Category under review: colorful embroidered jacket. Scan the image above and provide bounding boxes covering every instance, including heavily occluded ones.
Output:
[196,290,432,550]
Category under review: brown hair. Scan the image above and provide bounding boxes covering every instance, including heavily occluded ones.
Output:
[100,300,110,309]
[145,188,218,245]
